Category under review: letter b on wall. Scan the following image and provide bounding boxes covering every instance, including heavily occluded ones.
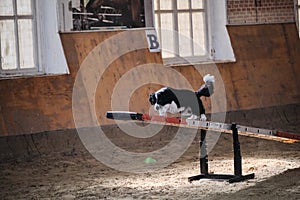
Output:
[146,29,161,52]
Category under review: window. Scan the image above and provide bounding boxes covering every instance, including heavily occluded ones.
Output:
[154,0,209,65]
[70,0,145,31]
[0,0,39,75]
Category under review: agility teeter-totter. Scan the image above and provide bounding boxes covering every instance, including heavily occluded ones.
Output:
[106,111,299,183]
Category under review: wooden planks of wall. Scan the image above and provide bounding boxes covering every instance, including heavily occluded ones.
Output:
[0,24,299,136]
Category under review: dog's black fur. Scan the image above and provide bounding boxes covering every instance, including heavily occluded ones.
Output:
[149,74,215,119]
[149,87,205,115]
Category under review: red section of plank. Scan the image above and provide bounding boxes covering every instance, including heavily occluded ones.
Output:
[142,113,151,121]
[166,117,187,124]
[276,131,300,140]
[151,116,166,122]
[149,115,187,125]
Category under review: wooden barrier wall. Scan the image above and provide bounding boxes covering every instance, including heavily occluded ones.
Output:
[0,24,299,136]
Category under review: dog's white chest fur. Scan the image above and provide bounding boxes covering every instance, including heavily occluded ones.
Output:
[155,101,207,121]
[156,101,183,116]
[168,101,184,114]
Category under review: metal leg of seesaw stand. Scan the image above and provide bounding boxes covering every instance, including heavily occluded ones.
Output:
[188,123,255,183]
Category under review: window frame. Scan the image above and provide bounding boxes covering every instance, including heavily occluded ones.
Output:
[154,0,211,66]
[296,0,300,38]
[0,0,41,76]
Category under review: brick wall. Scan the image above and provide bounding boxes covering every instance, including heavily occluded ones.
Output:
[227,0,295,25]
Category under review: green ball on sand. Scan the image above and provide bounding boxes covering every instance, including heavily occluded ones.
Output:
[144,157,157,164]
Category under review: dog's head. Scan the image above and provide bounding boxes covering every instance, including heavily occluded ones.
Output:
[149,87,171,113]
[149,93,157,105]
[149,91,165,113]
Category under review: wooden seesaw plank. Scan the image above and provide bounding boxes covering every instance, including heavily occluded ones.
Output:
[105,111,300,143]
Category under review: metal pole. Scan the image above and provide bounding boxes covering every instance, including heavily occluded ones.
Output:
[232,123,242,176]
[200,129,208,174]
[80,0,85,30]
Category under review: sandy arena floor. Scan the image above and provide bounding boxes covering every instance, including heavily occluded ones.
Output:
[0,128,299,200]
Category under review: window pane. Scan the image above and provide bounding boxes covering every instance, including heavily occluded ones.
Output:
[191,0,203,9]
[154,0,159,10]
[192,12,206,56]
[178,13,192,57]
[160,13,175,58]
[0,20,17,70]
[0,0,14,16]
[177,1,189,10]
[17,0,32,15]
[18,19,34,69]
[160,0,172,10]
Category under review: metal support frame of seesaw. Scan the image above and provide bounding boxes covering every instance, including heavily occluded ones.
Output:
[188,123,254,183]
[105,111,299,183]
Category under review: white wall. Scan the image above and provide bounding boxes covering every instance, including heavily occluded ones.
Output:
[37,0,70,74]
[208,0,236,62]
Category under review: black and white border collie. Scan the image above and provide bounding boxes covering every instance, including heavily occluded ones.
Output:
[149,74,215,121]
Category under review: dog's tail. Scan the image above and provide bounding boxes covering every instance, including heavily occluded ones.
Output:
[195,74,215,98]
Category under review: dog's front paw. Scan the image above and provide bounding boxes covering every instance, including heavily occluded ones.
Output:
[200,114,207,121]
[159,111,166,116]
